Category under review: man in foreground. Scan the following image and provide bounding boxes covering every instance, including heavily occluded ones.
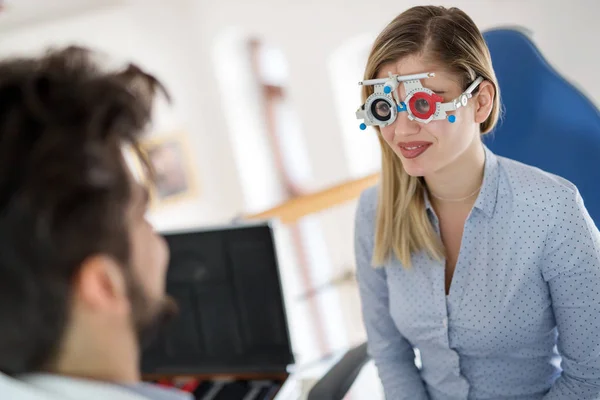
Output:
[0,46,190,400]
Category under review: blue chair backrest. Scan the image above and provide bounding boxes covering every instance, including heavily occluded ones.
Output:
[483,28,600,226]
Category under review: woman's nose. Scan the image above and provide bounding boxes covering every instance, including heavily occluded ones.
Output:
[393,107,420,138]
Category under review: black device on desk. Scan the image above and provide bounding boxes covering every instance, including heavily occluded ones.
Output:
[141,222,295,400]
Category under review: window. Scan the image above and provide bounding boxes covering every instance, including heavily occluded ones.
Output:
[328,33,381,178]
[214,29,348,363]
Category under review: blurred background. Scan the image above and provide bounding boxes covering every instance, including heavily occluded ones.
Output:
[0,0,595,397]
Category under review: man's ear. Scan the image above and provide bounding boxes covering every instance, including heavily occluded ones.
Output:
[73,255,129,315]
[473,80,495,124]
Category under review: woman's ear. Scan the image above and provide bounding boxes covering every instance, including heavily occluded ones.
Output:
[473,80,495,124]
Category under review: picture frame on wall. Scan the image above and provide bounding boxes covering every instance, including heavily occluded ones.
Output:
[139,132,199,210]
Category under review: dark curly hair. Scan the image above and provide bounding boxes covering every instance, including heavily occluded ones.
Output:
[0,46,169,374]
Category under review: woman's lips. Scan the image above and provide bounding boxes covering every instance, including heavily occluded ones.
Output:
[397,141,432,159]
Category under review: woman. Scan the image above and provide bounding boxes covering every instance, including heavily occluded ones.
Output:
[355,5,600,400]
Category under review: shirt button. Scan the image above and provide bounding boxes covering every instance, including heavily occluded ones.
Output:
[443,318,448,328]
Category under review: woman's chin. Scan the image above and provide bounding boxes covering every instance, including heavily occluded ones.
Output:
[399,158,429,177]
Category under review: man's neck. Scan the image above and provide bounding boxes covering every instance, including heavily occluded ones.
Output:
[47,326,141,384]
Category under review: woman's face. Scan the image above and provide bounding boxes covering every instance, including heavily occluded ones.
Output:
[377,54,488,178]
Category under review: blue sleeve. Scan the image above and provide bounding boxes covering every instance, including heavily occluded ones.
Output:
[542,189,600,399]
[354,188,429,400]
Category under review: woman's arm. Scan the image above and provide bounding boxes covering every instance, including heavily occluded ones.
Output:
[542,188,600,399]
[355,188,429,400]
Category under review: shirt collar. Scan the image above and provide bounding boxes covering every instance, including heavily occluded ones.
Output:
[17,374,192,400]
[425,144,500,218]
[474,145,500,218]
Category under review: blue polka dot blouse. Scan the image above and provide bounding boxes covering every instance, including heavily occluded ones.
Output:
[355,146,600,399]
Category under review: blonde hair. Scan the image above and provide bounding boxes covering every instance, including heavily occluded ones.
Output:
[364,6,501,267]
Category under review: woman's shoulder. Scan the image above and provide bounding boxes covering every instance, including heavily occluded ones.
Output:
[357,184,379,215]
[496,155,579,209]
[355,184,379,236]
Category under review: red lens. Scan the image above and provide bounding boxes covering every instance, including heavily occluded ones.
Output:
[408,92,444,120]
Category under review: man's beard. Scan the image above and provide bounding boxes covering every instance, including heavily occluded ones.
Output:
[127,277,179,349]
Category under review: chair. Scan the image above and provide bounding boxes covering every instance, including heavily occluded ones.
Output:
[305,27,600,399]
[482,28,600,225]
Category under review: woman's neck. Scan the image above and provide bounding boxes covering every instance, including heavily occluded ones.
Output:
[425,139,486,205]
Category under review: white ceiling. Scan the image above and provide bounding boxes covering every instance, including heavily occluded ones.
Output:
[0,0,126,31]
